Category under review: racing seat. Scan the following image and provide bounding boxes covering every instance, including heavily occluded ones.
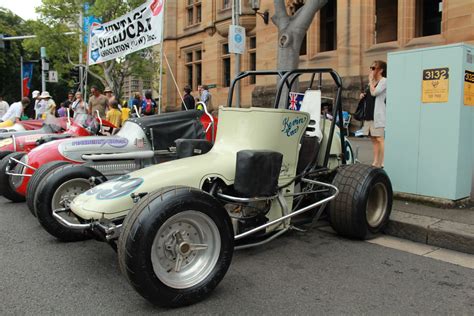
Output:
[175,138,213,159]
[297,90,322,174]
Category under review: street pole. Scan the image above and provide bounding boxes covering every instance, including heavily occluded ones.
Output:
[79,9,83,94]
[40,47,46,92]
[20,55,23,97]
[232,0,241,107]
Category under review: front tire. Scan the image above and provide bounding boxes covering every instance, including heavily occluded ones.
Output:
[26,161,71,216]
[35,164,106,242]
[118,186,234,308]
[0,152,26,202]
[329,164,393,239]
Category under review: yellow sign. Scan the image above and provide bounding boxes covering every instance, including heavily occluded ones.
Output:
[464,70,474,106]
[422,68,449,103]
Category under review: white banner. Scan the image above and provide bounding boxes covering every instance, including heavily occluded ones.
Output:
[88,0,165,65]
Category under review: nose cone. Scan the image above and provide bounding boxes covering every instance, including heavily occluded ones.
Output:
[70,174,143,220]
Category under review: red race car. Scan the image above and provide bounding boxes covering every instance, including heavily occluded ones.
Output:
[1,109,216,209]
[0,113,116,202]
[0,114,115,159]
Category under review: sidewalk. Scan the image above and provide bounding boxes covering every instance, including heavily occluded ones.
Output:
[385,200,474,254]
[348,137,474,254]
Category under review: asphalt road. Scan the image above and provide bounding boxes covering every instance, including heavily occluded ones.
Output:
[1,196,473,315]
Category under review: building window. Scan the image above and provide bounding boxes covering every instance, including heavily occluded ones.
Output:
[186,0,202,26]
[223,0,231,9]
[222,43,231,87]
[375,0,398,43]
[319,0,337,52]
[184,47,202,90]
[415,0,442,37]
[248,36,257,84]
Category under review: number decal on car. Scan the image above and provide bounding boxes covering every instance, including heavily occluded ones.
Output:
[85,175,143,200]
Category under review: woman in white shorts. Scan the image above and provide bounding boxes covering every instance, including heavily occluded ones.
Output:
[359,60,387,168]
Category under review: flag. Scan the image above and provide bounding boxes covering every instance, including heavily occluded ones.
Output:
[22,63,34,97]
[289,92,304,111]
[88,0,165,65]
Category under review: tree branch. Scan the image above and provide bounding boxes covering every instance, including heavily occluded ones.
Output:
[87,68,107,87]
[272,0,290,28]
[293,0,328,29]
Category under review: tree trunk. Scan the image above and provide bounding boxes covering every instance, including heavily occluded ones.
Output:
[272,0,327,108]
[273,0,327,70]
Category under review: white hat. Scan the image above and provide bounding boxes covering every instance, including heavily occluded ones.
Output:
[32,90,40,98]
[39,91,52,99]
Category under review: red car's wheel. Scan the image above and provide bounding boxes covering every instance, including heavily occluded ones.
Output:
[0,152,26,202]
[26,161,71,217]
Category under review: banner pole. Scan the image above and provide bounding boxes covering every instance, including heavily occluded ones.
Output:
[20,55,24,98]
[163,53,185,109]
[157,0,166,114]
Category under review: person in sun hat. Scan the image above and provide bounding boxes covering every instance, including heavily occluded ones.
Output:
[38,91,57,120]
[103,86,115,105]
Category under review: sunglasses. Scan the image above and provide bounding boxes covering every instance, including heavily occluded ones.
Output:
[370,66,377,71]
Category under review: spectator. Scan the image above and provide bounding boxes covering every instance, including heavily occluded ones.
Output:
[197,85,203,102]
[62,92,75,117]
[0,97,29,127]
[71,92,87,117]
[106,99,122,128]
[38,91,56,120]
[104,87,115,104]
[35,91,48,119]
[200,85,214,113]
[121,100,131,124]
[140,90,157,116]
[57,102,67,117]
[131,92,142,114]
[182,85,195,111]
[360,60,387,168]
[88,85,108,119]
[0,95,9,118]
[25,90,40,119]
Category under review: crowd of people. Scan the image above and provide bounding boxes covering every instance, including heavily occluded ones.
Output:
[0,86,160,130]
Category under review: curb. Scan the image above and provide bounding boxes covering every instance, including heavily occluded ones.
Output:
[394,193,473,209]
[384,210,474,255]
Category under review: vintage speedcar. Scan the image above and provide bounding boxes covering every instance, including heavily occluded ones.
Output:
[41,69,392,308]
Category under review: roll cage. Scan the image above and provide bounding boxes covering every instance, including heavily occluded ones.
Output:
[226,68,346,167]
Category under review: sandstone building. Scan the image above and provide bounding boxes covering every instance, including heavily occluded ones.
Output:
[161,0,474,111]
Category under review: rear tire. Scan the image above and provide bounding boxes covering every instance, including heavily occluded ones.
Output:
[0,152,26,202]
[329,164,393,240]
[0,151,13,160]
[118,186,234,308]
[35,164,106,242]
[27,161,71,216]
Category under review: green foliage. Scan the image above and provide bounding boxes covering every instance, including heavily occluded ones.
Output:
[0,8,33,103]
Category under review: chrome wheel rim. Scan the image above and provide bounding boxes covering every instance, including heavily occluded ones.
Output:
[9,156,26,189]
[51,179,90,223]
[151,210,221,289]
[366,182,388,228]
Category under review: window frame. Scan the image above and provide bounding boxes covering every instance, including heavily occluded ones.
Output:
[415,0,442,38]
[248,36,257,85]
[183,46,203,90]
[221,42,231,88]
[186,0,202,27]
[319,1,337,53]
